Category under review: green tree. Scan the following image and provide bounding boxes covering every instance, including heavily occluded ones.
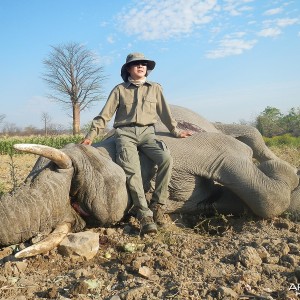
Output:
[255,106,284,137]
[42,42,106,135]
[281,107,300,136]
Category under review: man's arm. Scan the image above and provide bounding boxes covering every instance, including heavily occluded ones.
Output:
[156,84,193,138]
[82,86,120,145]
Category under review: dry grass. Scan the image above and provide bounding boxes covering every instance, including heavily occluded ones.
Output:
[270,145,300,168]
[0,154,37,193]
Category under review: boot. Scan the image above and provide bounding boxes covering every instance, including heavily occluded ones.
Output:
[149,202,167,226]
[140,216,157,234]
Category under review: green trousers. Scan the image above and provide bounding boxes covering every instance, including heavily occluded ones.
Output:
[115,125,172,219]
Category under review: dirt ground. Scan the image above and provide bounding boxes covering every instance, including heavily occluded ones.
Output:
[1,149,300,300]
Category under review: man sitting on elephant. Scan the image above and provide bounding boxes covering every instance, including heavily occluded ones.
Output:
[82,52,192,234]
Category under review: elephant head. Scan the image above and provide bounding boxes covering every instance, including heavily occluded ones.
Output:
[0,143,130,258]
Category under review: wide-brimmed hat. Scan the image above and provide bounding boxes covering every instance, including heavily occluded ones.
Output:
[121,52,156,82]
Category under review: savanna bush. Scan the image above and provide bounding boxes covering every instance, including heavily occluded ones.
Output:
[0,135,84,155]
[264,134,300,147]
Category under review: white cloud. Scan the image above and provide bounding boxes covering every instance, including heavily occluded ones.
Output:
[263,7,283,16]
[227,31,246,38]
[116,0,299,58]
[223,0,254,16]
[117,0,217,40]
[257,27,282,37]
[206,38,257,58]
[276,18,299,27]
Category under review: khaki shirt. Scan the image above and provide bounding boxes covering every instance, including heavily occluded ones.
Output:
[86,80,180,141]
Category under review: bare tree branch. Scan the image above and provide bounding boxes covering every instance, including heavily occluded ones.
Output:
[0,114,6,125]
[42,42,106,135]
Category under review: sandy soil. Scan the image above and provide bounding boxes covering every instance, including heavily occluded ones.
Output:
[0,149,300,300]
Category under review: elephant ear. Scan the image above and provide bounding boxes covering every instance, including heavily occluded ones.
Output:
[155,105,220,134]
[63,144,130,226]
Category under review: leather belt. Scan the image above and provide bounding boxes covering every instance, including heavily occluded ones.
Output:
[116,123,154,128]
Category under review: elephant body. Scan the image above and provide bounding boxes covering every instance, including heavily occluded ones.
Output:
[0,105,299,249]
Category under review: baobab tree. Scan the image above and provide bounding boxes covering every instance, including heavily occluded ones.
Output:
[42,42,106,135]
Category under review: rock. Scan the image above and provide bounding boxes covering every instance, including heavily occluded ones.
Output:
[237,246,262,268]
[217,286,238,298]
[280,243,290,256]
[288,243,300,255]
[138,266,152,278]
[280,254,296,267]
[109,296,121,300]
[119,286,148,299]
[58,231,99,260]
[241,270,261,285]
[256,245,270,260]
[0,246,13,259]
[265,256,280,264]
[71,280,89,295]
[105,228,116,236]
[74,268,91,279]
[123,225,132,234]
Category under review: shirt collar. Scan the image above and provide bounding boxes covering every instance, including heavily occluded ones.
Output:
[124,79,152,88]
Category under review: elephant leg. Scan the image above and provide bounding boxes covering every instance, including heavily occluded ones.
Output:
[214,123,279,162]
[190,134,298,218]
[215,157,298,218]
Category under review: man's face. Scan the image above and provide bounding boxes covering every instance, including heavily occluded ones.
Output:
[127,61,147,80]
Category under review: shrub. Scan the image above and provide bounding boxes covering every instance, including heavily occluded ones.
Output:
[263,134,300,148]
[0,135,84,155]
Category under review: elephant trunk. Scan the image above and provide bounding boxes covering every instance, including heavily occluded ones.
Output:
[0,167,83,246]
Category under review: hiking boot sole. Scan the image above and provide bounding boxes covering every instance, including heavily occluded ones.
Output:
[141,223,158,234]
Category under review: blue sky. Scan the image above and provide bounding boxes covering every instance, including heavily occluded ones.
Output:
[1,0,299,130]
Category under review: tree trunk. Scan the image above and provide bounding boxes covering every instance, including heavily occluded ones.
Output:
[73,102,80,135]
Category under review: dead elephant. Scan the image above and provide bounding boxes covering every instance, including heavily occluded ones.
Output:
[0,105,299,258]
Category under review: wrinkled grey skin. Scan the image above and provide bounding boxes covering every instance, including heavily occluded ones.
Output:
[0,105,299,246]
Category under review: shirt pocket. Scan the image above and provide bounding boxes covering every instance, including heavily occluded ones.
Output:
[143,96,157,114]
[119,96,135,116]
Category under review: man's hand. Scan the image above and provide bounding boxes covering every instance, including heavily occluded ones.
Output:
[178,130,193,138]
[81,139,92,145]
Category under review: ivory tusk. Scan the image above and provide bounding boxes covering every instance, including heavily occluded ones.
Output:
[15,223,71,259]
[13,144,72,169]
